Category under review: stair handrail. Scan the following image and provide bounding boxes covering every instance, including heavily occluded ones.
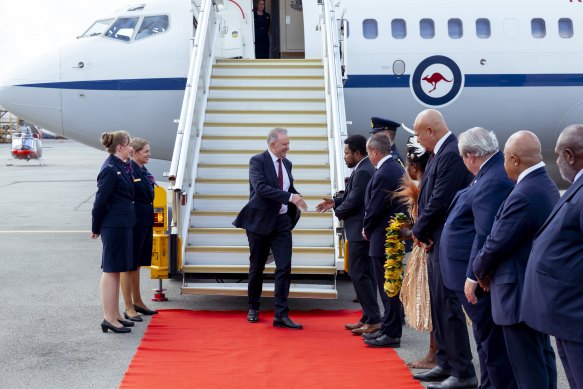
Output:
[320,0,350,270]
[168,0,220,265]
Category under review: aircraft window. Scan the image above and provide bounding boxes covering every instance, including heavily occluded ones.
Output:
[476,18,491,38]
[448,18,463,39]
[420,19,435,39]
[79,19,114,38]
[363,19,378,39]
[105,17,139,42]
[391,19,406,39]
[531,18,546,38]
[559,18,573,38]
[136,15,169,40]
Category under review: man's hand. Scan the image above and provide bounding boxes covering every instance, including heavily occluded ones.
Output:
[90,232,99,239]
[477,276,491,292]
[399,227,413,240]
[291,193,308,211]
[315,198,334,213]
[464,279,478,305]
[361,228,369,241]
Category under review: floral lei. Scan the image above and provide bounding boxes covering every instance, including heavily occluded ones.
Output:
[384,212,408,297]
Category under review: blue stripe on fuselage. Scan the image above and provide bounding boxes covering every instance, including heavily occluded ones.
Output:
[17,78,187,90]
[343,74,583,88]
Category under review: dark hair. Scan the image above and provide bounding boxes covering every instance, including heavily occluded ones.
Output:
[101,130,130,154]
[344,134,367,155]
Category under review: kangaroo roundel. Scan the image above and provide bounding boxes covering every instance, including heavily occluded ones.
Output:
[411,55,464,107]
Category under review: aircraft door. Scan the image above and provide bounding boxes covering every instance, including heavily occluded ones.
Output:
[279,0,304,57]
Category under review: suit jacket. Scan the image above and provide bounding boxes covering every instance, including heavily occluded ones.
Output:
[472,167,559,325]
[91,155,136,233]
[233,151,300,235]
[412,134,474,249]
[521,173,583,342]
[363,156,405,257]
[439,152,514,292]
[334,157,375,242]
[131,160,155,228]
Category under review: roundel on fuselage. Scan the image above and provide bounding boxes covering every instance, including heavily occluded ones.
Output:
[411,55,464,108]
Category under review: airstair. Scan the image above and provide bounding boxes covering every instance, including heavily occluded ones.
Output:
[168,0,348,299]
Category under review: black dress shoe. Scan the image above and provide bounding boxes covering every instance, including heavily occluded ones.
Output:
[117,319,135,327]
[361,329,382,340]
[134,304,158,315]
[363,334,400,348]
[413,366,452,382]
[124,312,143,322]
[427,376,478,389]
[247,309,259,322]
[101,320,131,333]
[273,316,303,329]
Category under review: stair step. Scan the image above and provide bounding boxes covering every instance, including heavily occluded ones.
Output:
[198,149,329,164]
[196,163,329,180]
[181,282,338,299]
[195,178,331,196]
[203,125,327,137]
[190,211,334,229]
[208,87,324,99]
[216,59,322,65]
[188,227,333,247]
[201,135,327,150]
[211,76,324,88]
[205,112,326,124]
[192,194,330,212]
[212,67,324,77]
[182,264,336,275]
[206,98,326,111]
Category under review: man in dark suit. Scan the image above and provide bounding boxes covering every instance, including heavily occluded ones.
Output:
[522,124,583,389]
[358,134,405,348]
[473,131,559,388]
[316,135,381,334]
[369,116,405,166]
[438,127,516,389]
[410,110,476,388]
[233,127,308,329]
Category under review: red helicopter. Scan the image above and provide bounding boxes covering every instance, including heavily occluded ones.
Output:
[6,124,43,165]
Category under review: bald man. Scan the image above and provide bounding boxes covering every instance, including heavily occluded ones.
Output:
[410,110,476,387]
[473,131,559,388]
[522,125,583,389]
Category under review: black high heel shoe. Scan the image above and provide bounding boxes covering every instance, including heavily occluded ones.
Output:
[101,319,131,333]
[134,304,158,315]
[118,319,135,327]
[124,311,143,322]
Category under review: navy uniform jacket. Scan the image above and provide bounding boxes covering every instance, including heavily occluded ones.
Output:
[473,166,559,325]
[363,156,405,257]
[412,134,473,248]
[439,152,514,292]
[91,155,135,234]
[233,151,300,235]
[521,173,583,343]
[334,157,375,242]
[130,160,155,228]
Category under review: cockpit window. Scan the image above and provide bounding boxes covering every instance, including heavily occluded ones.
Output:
[79,19,114,38]
[136,15,169,40]
[105,17,139,42]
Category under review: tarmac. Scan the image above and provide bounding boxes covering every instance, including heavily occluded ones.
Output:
[0,140,568,388]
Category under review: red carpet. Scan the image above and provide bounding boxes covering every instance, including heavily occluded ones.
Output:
[120,309,422,389]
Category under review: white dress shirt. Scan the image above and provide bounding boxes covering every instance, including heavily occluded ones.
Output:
[268,150,291,214]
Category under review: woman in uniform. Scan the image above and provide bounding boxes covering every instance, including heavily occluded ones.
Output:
[253,0,270,59]
[121,138,158,321]
[91,131,136,333]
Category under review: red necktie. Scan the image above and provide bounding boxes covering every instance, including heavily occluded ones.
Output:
[277,159,284,190]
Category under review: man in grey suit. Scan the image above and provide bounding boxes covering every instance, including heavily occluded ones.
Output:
[522,124,583,389]
[316,135,381,334]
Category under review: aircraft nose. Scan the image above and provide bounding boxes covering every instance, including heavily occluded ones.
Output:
[0,49,63,134]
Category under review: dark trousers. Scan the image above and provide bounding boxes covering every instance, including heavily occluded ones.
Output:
[371,255,402,338]
[556,337,583,389]
[427,250,476,379]
[246,214,292,318]
[456,289,517,389]
[503,322,557,389]
[348,241,381,324]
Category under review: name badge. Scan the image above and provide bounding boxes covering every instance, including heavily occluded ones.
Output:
[133,178,141,182]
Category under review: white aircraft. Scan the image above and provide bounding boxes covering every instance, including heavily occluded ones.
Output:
[0,0,581,176]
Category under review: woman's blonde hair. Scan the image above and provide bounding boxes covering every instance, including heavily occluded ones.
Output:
[131,137,149,152]
[101,131,131,154]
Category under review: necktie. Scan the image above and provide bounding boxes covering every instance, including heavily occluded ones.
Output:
[277,159,283,190]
